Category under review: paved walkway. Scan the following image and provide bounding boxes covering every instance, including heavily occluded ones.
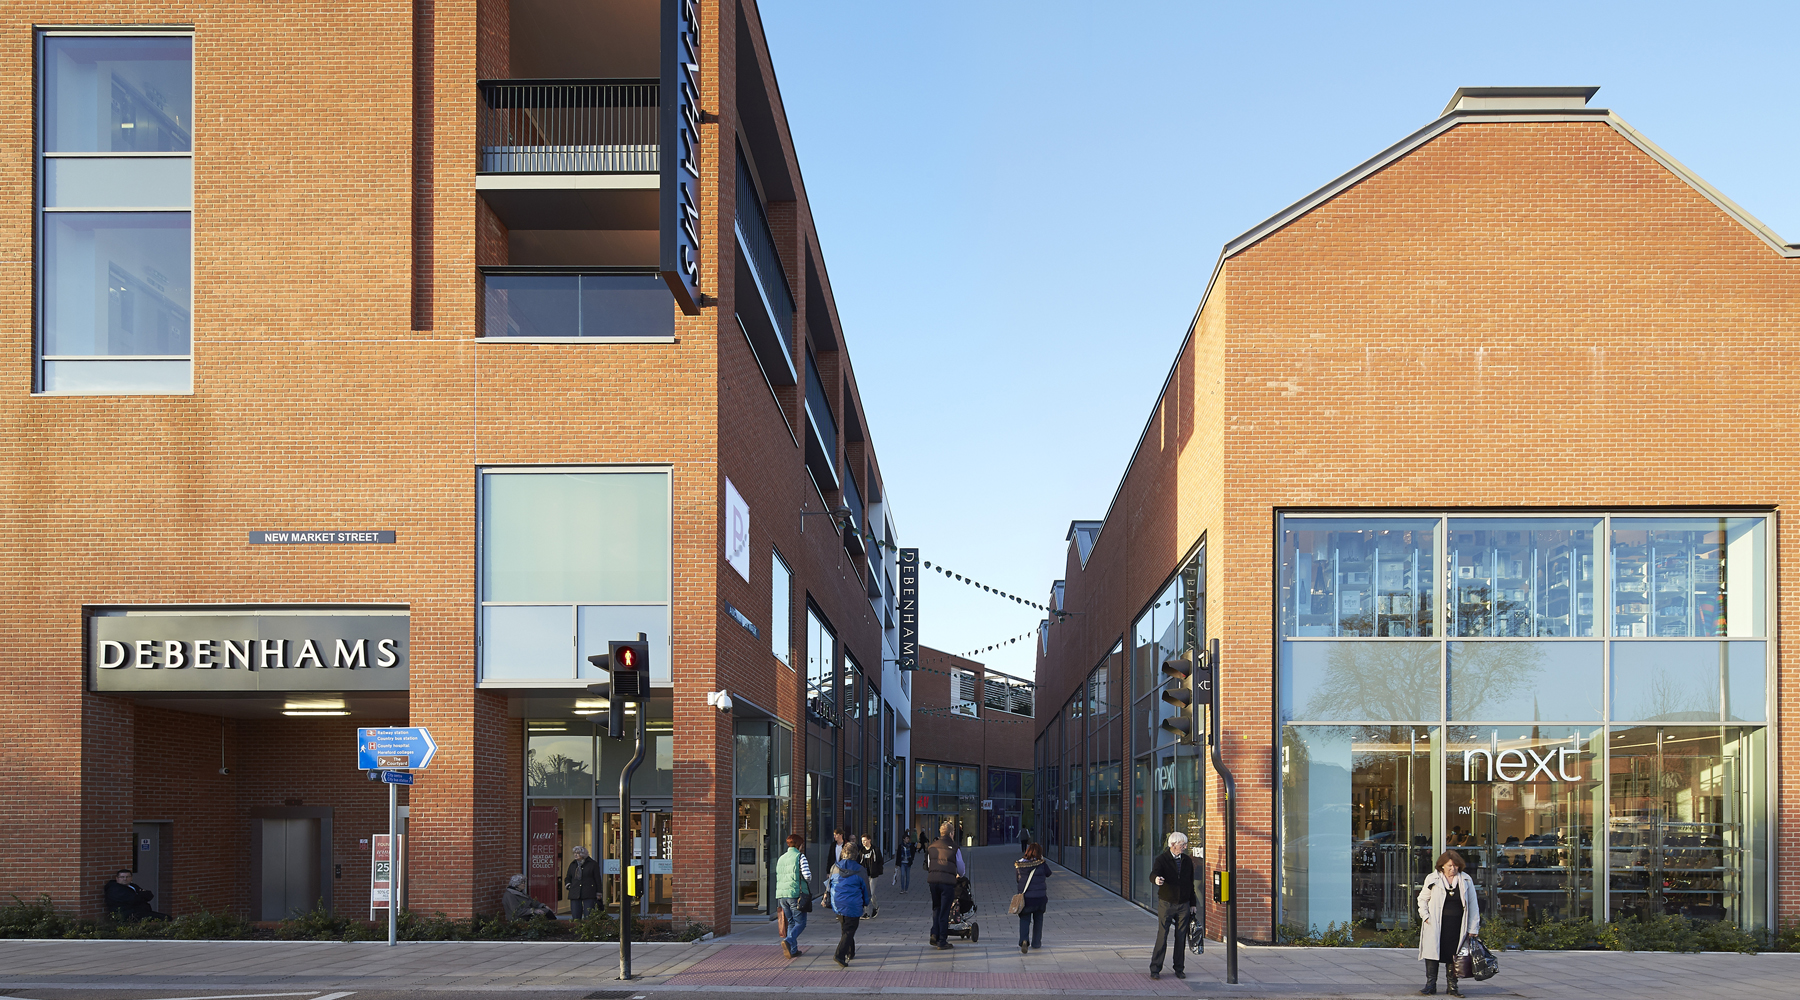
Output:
[0,847,1797,998]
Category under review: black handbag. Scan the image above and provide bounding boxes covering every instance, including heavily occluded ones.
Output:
[1465,938,1499,981]
[796,877,814,912]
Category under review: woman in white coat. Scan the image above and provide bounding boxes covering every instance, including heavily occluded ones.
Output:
[1416,850,1480,997]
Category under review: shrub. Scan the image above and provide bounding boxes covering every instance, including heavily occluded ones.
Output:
[675,922,712,942]
[397,909,471,941]
[0,896,89,939]
[1770,921,1800,953]
[161,903,254,940]
[1599,913,1700,953]
[571,911,618,942]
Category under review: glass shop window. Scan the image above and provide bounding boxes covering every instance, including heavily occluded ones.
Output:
[1610,518,1765,638]
[1282,519,1437,637]
[1445,518,1601,637]
[479,469,672,683]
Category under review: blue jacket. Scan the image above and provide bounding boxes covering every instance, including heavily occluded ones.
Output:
[828,860,870,914]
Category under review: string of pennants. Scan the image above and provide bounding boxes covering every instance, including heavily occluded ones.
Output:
[859,529,1051,613]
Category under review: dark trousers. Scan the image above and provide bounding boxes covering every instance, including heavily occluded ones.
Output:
[568,898,594,919]
[1017,907,1044,947]
[835,915,860,962]
[929,881,955,942]
[1151,900,1191,973]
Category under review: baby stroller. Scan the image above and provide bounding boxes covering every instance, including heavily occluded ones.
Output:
[945,874,979,941]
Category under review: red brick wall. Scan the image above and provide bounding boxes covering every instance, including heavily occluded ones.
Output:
[1039,116,1800,937]
[912,648,1036,845]
[0,0,890,935]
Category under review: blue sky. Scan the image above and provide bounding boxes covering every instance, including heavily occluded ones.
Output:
[758,1,1800,681]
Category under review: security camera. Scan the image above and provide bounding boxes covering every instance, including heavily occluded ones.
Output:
[218,767,232,776]
[705,690,733,713]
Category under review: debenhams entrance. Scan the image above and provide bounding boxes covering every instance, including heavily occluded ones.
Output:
[1277,513,1772,934]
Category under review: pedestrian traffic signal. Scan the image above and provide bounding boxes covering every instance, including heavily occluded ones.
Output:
[1158,650,1195,744]
[609,637,648,699]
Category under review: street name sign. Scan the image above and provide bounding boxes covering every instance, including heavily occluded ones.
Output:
[381,770,414,785]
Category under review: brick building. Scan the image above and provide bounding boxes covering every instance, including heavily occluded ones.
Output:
[0,0,911,936]
[907,647,1036,848]
[1034,87,1798,939]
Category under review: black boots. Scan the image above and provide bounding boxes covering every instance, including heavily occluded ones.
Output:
[1418,960,1438,995]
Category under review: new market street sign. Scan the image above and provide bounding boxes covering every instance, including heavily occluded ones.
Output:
[358,727,438,771]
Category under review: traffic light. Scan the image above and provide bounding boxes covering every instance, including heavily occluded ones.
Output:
[1158,649,1195,743]
[609,638,648,698]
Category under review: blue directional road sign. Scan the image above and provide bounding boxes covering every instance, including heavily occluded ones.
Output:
[381,770,414,786]
[358,727,438,771]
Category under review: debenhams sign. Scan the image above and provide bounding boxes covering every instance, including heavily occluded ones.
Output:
[89,610,409,693]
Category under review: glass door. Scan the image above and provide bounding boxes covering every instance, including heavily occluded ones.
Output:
[1446,727,1598,925]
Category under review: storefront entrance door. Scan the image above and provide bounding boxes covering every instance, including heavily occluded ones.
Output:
[599,806,673,917]
[1445,727,1598,924]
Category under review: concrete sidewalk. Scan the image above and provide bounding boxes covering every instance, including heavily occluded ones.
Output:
[0,847,1796,997]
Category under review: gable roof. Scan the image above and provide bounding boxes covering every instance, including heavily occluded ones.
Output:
[1085,87,1799,546]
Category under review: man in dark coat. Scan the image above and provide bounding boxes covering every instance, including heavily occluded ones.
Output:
[1149,832,1198,980]
[564,845,601,918]
[103,869,163,922]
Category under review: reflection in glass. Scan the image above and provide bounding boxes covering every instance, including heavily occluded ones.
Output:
[1446,519,1600,637]
[1281,641,1438,722]
[482,605,574,679]
[1282,726,1434,936]
[1282,519,1437,637]
[483,273,674,338]
[527,721,595,796]
[1611,518,1764,637]
[43,212,191,356]
[44,36,193,153]
[1607,727,1764,924]
[1448,642,1602,721]
[1607,641,1764,723]
[1443,726,1598,925]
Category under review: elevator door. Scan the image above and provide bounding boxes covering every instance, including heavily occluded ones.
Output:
[260,818,322,919]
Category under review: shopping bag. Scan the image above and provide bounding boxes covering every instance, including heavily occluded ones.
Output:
[1467,938,1499,981]
[776,906,787,939]
[1454,940,1475,980]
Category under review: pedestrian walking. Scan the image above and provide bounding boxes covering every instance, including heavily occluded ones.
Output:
[1014,841,1052,953]
[1019,826,1031,854]
[1148,832,1197,980]
[1417,850,1481,997]
[924,819,966,949]
[894,833,916,894]
[859,834,884,912]
[828,843,873,968]
[563,845,600,919]
[832,827,849,862]
[774,833,814,958]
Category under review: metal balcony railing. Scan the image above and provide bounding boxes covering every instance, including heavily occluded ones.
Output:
[477,79,659,173]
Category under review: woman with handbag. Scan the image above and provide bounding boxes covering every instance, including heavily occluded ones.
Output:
[1012,842,1053,953]
[1416,850,1481,997]
[774,833,813,959]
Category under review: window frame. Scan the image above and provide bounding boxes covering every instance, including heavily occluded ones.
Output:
[475,464,674,686]
[771,547,793,668]
[35,28,196,396]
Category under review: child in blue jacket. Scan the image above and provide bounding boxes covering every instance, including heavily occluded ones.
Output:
[827,844,873,967]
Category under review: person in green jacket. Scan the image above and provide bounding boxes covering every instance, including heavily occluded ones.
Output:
[775,833,813,958]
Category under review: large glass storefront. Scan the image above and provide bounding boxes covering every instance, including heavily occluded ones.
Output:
[525,703,677,917]
[1036,546,1205,905]
[1278,514,1772,934]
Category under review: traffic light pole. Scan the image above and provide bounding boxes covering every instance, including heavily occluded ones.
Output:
[618,702,647,980]
[1208,638,1237,985]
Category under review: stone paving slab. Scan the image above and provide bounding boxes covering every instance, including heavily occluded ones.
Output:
[1,848,1798,998]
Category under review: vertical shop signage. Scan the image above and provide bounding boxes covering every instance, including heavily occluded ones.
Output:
[724,477,750,582]
[369,834,392,919]
[897,548,919,670]
[527,805,560,908]
[660,0,703,315]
